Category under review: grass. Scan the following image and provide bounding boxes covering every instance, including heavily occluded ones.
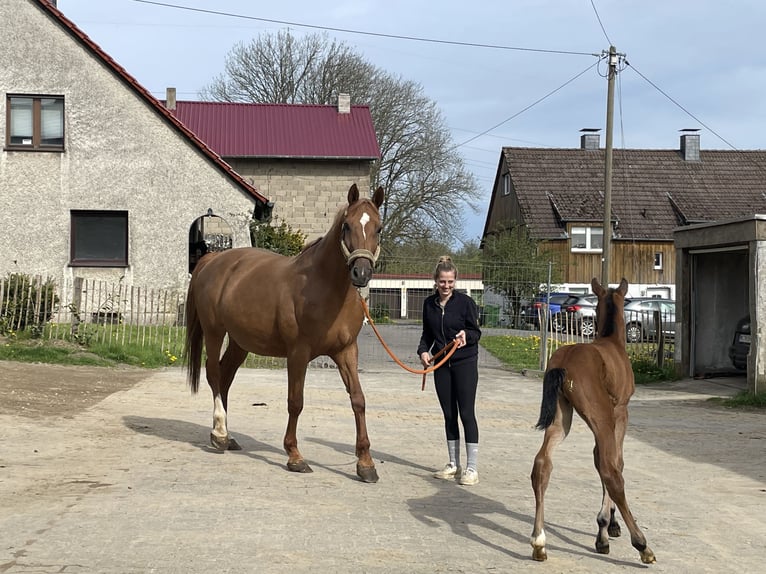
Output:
[714,391,766,409]
[0,327,285,370]
[481,334,680,384]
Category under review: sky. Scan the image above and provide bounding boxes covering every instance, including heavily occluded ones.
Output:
[55,0,766,245]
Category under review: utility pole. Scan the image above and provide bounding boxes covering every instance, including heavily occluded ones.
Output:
[601,45,618,287]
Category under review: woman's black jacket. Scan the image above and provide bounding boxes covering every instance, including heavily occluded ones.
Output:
[417,291,482,364]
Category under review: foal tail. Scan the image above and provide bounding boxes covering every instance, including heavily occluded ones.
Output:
[535,368,565,430]
[183,280,204,394]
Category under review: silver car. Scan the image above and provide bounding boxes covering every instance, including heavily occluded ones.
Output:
[623,298,675,343]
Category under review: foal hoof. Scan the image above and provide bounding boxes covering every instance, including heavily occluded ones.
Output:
[608,523,622,538]
[531,548,547,562]
[287,460,313,473]
[227,437,242,451]
[210,432,229,451]
[356,464,379,483]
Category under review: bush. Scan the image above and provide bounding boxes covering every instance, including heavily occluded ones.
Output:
[250,221,307,256]
[1,273,59,335]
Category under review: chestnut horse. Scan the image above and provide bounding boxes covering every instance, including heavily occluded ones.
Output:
[184,184,384,483]
[530,278,656,564]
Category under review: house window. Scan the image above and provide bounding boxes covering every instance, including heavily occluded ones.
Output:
[654,252,663,270]
[70,211,128,267]
[571,226,603,252]
[502,173,511,196]
[6,95,64,150]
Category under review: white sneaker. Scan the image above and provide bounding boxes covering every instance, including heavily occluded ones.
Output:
[433,463,461,480]
[459,467,479,485]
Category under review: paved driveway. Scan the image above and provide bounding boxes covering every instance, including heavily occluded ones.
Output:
[1,362,763,573]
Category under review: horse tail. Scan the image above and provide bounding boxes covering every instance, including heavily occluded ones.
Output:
[536,367,565,430]
[183,279,204,394]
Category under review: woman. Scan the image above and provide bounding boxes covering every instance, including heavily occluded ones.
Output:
[417,255,482,485]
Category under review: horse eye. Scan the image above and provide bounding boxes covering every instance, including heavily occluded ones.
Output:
[342,222,350,233]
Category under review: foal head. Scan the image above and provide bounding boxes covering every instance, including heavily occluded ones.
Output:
[340,183,385,287]
[591,277,629,340]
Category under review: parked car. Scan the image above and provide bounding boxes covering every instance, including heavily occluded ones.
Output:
[529,292,573,330]
[728,315,750,370]
[558,294,598,336]
[623,298,675,343]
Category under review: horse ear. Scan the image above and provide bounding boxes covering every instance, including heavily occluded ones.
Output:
[591,277,604,296]
[347,183,360,204]
[618,278,629,295]
[372,186,384,208]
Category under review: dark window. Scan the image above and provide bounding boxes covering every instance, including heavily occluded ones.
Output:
[70,211,128,267]
[6,94,64,150]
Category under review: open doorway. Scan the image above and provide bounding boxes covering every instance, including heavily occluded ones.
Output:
[188,211,233,273]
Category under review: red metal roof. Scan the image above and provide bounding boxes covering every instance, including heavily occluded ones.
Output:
[31,0,268,205]
[168,101,381,160]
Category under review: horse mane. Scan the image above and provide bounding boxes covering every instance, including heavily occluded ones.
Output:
[598,288,618,338]
[298,198,379,257]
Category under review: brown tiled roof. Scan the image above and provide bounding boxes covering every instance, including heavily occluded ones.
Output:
[496,146,766,241]
[167,101,380,160]
[32,0,268,205]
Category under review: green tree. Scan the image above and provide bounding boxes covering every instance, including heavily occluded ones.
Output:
[202,29,480,250]
[481,224,560,326]
[250,221,306,256]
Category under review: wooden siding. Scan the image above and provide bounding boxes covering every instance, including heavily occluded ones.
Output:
[541,239,676,285]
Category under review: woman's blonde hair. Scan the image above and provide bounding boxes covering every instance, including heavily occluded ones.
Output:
[433,255,458,281]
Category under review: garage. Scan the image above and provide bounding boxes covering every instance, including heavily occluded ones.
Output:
[674,215,766,393]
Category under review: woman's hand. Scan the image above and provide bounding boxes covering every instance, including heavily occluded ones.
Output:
[455,330,467,348]
[420,352,432,368]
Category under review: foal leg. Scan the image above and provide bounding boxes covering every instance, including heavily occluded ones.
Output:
[284,353,312,473]
[594,442,619,554]
[592,415,656,564]
[216,339,248,451]
[530,399,572,561]
[333,344,378,483]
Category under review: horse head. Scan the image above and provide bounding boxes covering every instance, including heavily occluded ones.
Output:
[591,277,628,339]
[340,183,385,287]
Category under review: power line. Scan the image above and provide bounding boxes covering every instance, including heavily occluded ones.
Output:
[625,62,739,151]
[589,0,613,46]
[132,0,598,57]
[453,59,603,149]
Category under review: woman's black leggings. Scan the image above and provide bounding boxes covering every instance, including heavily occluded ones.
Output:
[433,358,479,443]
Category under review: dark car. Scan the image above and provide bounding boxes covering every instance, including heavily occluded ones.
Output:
[529,292,572,330]
[558,294,598,336]
[623,298,675,343]
[728,316,750,370]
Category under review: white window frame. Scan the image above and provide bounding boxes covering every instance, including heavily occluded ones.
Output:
[570,226,603,253]
[502,173,511,196]
[654,252,663,270]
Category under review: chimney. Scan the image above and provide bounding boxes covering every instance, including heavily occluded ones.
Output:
[337,93,351,114]
[680,128,700,161]
[579,128,601,150]
[165,87,176,111]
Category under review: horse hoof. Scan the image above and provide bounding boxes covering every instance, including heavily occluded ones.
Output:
[356,464,379,483]
[287,460,313,473]
[531,548,547,562]
[608,523,622,538]
[210,432,229,451]
[640,549,657,564]
[595,541,610,555]
[227,437,242,451]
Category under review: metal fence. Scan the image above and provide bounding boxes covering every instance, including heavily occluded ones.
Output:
[0,269,672,371]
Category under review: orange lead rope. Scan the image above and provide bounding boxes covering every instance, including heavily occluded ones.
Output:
[360,297,459,390]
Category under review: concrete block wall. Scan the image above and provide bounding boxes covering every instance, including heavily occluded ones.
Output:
[227,158,374,241]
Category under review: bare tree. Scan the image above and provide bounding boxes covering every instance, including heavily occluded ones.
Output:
[201,30,480,249]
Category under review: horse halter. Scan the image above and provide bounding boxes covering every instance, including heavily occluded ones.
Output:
[340,239,380,266]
